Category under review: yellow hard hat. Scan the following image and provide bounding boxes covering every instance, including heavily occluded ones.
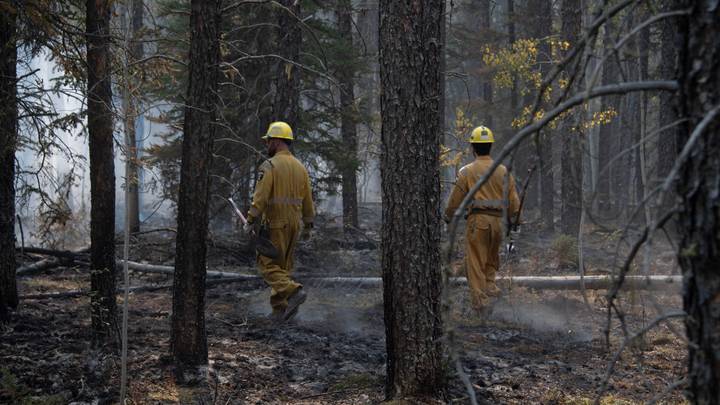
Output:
[469,126,494,143]
[263,121,294,140]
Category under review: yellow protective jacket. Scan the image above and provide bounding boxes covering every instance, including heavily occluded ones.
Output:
[247,150,315,228]
[444,156,521,222]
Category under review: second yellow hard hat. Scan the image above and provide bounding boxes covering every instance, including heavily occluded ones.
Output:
[469,126,494,143]
[263,121,294,140]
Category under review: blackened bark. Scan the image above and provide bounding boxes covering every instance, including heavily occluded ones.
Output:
[480,0,493,128]
[86,0,117,346]
[596,21,620,215]
[0,9,18,322]
[526,0,554,233]
[379,0,445,398]
[127,0,144,234]
[657,0,678,179]
[272,0,302,126]
[559,0,582,235]
[675,0,720,402]
[337,0,359,231]
[171,0,221,374]
[507,0,518,113]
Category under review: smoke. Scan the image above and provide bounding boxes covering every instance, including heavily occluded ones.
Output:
[489,295,594,342]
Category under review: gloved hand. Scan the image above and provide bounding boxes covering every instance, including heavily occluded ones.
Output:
[242,222,255,235]
[301,226,312,242]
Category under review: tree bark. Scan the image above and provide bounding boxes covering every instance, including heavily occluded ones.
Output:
[657,0,678,181]
[379,0,445,398]
[171,0,221,376]
[86,0,117,346]
[526,0,554,233]
[480,0,494,129]
[0,8,18,322]
[337,0,359,231]
[559,0,582,236]
[675,0,720,402]
[126,0,144,234]
[596,20,620,216]
[272,0,302,126]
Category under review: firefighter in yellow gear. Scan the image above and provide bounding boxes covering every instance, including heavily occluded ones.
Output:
[245,121,315,322]
[443,126,520,309]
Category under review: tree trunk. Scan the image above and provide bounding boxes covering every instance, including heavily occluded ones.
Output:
[657,0,678,181]
[480,0,493,129]
[675,1,720,402]
[0,8,18,322]
[86,0,117,346]
[126,0,144,234]
[526,0,554,233]
[272,0,302,126]
[596,20,620,216]
[171,0,221,376]
[379,0,445,398]
[337,0,359,231]
[559,0,582,236]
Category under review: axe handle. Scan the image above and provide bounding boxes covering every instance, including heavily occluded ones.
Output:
[227,198,248,225]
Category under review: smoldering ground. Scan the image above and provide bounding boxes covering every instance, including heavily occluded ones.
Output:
[2,221,685,404]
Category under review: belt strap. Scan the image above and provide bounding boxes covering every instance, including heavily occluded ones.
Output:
[467,208,503,217]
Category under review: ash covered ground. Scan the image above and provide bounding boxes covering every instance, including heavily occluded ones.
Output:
[1,205,685,404]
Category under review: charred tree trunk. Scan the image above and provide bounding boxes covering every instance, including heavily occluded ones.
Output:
[480,0,493,129]
[526,0,554,233]
[272,0,302,126]
[559,0,582,236]
[171,0,221,376]
[676,1,720,402]
[379,0,445,398]
[337,0,359,231]
[126,0,144,234]
[657,0,678,181]
[0,9,18,322]
[86,0,117,346]
[596,20,620,216]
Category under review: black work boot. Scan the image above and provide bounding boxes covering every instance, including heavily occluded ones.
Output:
[267,308,285,326]
[283,288,307,321]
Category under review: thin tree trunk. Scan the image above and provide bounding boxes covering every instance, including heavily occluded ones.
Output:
[126,0,144,234]
[272,0,302,126]
[379,0,445,397]
[559,0,582,236]
[337,0,359,231]
[657,0,678,181]
[675,0,720,402]
[596,21,620,216]
[527,0,554,233]
[0,8,18,322]
[480,0,493,129]
[86,0,117,346]
[171,0,221,376]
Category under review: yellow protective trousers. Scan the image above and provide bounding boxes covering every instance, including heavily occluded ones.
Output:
[465,213,502,308]
[257,219,302,311]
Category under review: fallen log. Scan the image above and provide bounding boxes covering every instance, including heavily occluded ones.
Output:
[118,263,683,291]
[119,260,257,279]
[297,275,681,291]
[16,246,89,259]
[20,274,681,300]
[20,276,257,300]
[16,258,62,276]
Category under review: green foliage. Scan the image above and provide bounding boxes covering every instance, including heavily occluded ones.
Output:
[551,234,579,267]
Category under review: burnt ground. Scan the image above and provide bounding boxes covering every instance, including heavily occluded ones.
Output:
[1,208,686,404]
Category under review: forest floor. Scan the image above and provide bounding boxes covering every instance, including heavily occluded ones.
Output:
[1,205,686,404]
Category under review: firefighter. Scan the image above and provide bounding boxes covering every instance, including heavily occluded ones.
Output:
[443,126,520,310]
[244,121,315,323]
